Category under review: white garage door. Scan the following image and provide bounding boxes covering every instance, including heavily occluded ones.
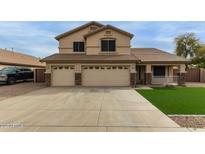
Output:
[82,65,130,86]
[51,66,75,86]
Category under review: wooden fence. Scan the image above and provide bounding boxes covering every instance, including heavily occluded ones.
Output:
[174,68,205,82]
[34,69,45,82]
[200,68,205,82]
[185,68,200,82]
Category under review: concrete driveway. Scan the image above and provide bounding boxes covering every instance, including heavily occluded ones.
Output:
[0,87,188,132]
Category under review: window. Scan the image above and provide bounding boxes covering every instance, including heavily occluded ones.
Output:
[101,39,116,52]
[73,42,84,52]
[153,66,165,76]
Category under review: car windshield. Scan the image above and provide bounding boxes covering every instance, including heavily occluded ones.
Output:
[0,67,17,73]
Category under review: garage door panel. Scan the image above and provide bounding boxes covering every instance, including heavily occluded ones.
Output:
[82,66,130,86]
[52,66,75,86]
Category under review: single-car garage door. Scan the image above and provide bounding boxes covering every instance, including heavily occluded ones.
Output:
[82,65,130,86]
[51,65,75,86]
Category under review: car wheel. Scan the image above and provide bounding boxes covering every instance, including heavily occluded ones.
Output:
[7,77,16,85]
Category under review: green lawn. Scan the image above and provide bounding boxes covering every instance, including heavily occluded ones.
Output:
[137,87,205,115]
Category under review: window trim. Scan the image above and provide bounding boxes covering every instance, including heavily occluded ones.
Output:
[73,41,85,52]
[101,38,116,52]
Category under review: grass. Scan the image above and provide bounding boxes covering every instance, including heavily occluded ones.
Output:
[137,87,205,115]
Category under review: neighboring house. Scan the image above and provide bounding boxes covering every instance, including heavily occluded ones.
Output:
[41,21,188,87]
[0,48,45,69]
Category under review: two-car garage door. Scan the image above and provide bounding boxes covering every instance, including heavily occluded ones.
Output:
[82,66,130,86]
[51,65,130,86]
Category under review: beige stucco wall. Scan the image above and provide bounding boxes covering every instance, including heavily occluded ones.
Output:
[59,24,101,54]
[58,27,131,55]
[86,29,131,55]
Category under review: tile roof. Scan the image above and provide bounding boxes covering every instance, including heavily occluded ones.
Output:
[41,48,189,64]
[41,53,140,63]
[0,48,46,68]
[131,48,189,64]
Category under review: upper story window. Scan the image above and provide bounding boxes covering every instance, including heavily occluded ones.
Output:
[73,42,84,52]
[101,39,116,52]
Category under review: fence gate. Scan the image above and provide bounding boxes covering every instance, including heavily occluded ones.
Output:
[35,69,45,82]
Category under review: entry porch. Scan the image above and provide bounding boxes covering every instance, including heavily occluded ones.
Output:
[135,64,186,86]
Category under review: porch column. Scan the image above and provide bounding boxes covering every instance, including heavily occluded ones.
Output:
[178,64,186,86]
[168,66,173,76]
[168,66,174,83]
[130,63,136,87]
[75,64,82,86]
[45,64,51,86]
[145,64,152,85]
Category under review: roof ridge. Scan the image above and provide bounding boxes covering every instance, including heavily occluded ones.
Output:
[131,47,158,50]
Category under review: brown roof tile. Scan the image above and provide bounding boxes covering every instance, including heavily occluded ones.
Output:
[131,48,189,64]
[41,53,140,63]
[0,49,46,68]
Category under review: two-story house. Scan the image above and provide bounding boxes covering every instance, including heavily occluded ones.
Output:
[41,21,188,87]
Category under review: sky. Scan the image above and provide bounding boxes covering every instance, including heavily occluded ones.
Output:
[0,21,205,58]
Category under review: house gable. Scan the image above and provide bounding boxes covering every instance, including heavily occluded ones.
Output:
[85,26,132,55]
[57,22,133,55]
[55,21,104,40]
[84,25,134,38]
[57,21,104,54]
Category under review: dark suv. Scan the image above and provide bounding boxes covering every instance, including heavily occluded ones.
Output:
[0,67,34,85]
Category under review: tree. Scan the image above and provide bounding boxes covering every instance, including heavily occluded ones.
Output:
[175,33,200,59]
[192,45,205,68]
[196,44,205,57]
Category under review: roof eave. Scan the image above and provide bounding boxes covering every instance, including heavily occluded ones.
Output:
[139,60,190,64]
[0,61,45,68]
[40,59,140,63]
